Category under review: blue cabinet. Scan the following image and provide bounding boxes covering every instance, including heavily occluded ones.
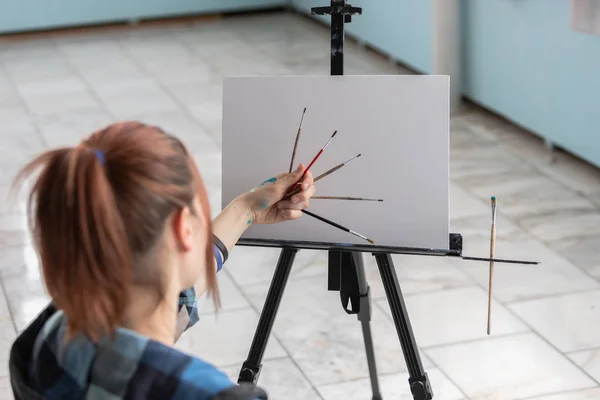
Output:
[138,0,283,20]
[0,0,284,34]
[462,0,600,168]
[0,0,138,33]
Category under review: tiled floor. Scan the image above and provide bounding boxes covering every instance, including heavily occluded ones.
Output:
[1,11,600,400]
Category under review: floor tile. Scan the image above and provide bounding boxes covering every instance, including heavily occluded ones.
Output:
[528,387,600,400]
[498,125,562,166]
[450,212,530,248]
[0,185,27,216]
[362,253,473,300]
[222,357,320,400]
[144,56,216,86]
[0,321,17,377]
[0,41,59,64]
[510,290,600,353]
[451,144,535,183]
[193,151,222,188]
[86,71,156,97]
[0,163,25,187]
[197,270,249,315]
[225,246,328,287]
[207,186,223,219]
[568,348,600,384]
[0,244,39,278]
[242,275,433,386]
[79,60,154,95]
[0,107,36,135]
[449,218,598,303]
[183,36,252,61]
[186,101,222,142]
[536,150,600,195]
[1,270,50,332]
[16,76,87,98]
[377,286,528,348]
[520,209,600,243]
[3,56,73,84]
[32,106,114,148]
[0,284,9,321]
[0,130,46,165]
[57,38,126,64]
[121,36,192,63]
[128,109,219,155]
[462,171,595,219]
[588,191,600,208]
[451,113,502,142]
[425,333,596,400]
[166,81,223,107]
[0,214,30,248]
[174,307,287,368]
[551,235,600,279]
[95,83,180,119]
[22,90,100,116]
[0,74,21,109]
[317,368,464,400]
[0,377,14,400]
[449,183,491,220]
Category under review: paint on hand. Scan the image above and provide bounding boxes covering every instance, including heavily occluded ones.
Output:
[250,177,277,193]
[259,200,269,210]
[247,219,252,225]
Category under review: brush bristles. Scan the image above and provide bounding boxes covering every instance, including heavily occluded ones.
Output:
[331,130,337,137]
[367,238,375,244]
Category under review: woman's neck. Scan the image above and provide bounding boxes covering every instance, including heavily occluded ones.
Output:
[125,285,180,346]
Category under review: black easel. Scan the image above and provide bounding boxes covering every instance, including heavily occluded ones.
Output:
[237,2,435,399]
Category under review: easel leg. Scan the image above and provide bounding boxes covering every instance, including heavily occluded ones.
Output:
[238,248,298,384]
[332,251,382,400]
[352,253,383,400]
[374,253,433,400]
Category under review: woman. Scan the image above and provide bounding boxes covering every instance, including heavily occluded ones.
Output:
[8,122,316,400]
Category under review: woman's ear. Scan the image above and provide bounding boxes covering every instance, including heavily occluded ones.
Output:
[172,207,194,251]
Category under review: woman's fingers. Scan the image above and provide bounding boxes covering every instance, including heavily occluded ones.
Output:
[278,182,315,210]
[279,209,302,220]
[301,170,314,187]
[278,198,310,210]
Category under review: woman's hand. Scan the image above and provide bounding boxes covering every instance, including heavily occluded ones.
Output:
[238,163,316,225]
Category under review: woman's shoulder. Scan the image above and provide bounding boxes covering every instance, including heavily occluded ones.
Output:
[11,304,263,400]
[127,338,236,397]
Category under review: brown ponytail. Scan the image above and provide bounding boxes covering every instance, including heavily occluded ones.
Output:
[13,122,218,341]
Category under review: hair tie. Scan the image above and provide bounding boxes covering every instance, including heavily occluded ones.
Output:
[94,149,105,165]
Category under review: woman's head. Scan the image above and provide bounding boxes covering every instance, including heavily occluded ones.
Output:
[14,122,218,340]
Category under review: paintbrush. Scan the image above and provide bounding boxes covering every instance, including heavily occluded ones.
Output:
[301,209,374,244]
[487,196,497,335]
[285,154,361,199]
[289,107,307,173]
[312,196,383,202]
[291,130,337,188]
[313,153,361,183]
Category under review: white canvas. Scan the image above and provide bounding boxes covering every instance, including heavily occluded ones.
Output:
[222,75,449,250]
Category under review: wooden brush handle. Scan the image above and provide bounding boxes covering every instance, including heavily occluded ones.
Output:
[487,224,496,335]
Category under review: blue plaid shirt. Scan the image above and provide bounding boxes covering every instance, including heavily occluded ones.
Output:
[8,245,267,400]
